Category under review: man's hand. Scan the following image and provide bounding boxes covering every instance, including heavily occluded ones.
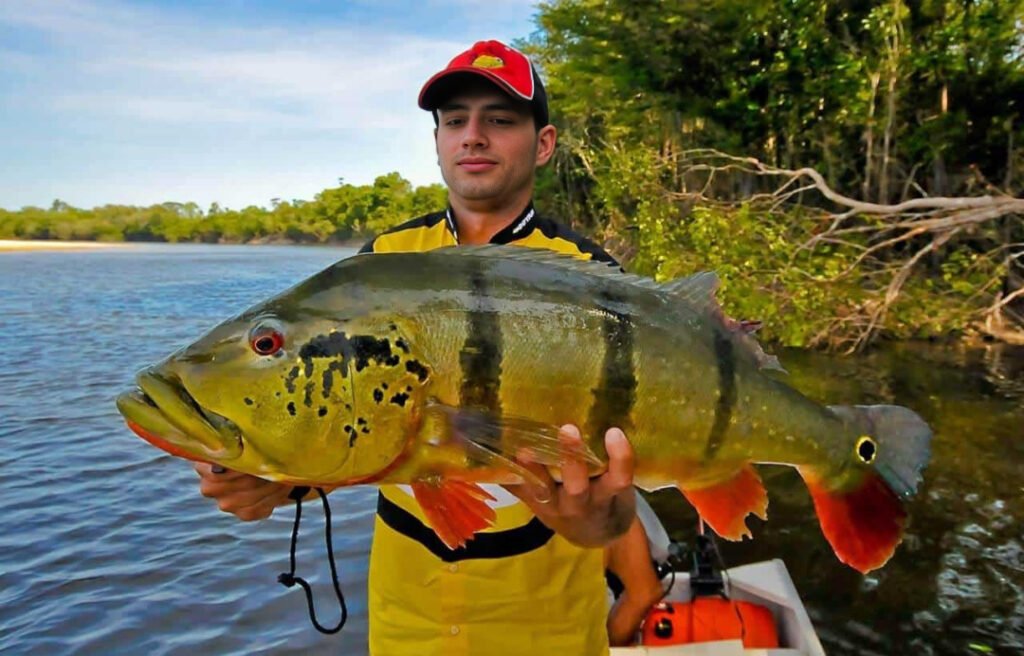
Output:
[194,463,294,521]
[506,424,636,548]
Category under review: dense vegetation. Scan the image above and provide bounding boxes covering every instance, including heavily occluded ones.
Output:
[3,0,1022,349]
[525,0,1024,349]
[0,173,447,246]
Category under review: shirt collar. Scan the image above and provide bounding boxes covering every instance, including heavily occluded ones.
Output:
[445,202,537,245]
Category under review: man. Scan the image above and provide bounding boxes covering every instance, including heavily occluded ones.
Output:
[195,40,661,654]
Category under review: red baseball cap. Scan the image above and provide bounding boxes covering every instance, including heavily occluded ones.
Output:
[418,40,549,127]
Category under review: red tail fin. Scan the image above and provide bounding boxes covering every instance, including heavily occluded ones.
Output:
[411,479,497,550]
[799,468,907,573]
[680,465,768,540]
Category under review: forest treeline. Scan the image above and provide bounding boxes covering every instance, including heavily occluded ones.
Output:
[0,173,447,245]
[3,0,1022,348]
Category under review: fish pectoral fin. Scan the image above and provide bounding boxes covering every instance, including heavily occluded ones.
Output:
[410,478,497,550]
[798,466,907,573]
[426,402,604,469]
[679,464,768,541]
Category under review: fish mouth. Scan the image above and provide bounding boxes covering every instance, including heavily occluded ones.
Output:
[116,369,243,462]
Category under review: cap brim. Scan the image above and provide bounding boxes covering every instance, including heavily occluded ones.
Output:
[418,67,533,110]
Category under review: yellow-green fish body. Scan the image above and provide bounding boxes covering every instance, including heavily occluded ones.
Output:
[117,245,931,572]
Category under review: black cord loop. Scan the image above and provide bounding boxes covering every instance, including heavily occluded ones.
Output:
[278,486,348,635]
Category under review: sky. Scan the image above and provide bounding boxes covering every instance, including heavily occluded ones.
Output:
[0,0,541,210]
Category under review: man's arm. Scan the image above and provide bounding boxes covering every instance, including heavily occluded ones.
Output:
[505,424,637,548]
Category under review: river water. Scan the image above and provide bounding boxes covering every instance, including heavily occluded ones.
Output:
[0,244,1020,655]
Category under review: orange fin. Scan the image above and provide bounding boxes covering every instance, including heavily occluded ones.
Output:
[680,465,768,540]
[799,468,907,573]
[410,479,497,550]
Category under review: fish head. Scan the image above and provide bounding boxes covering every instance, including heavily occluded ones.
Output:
[117,305,430,485]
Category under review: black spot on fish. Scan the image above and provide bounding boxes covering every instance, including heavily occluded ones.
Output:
[390,392,409,407]
[373,388,384,404]
[322,360,347,398]
[275,392,281,398]
[244,397,253,406]
[586,292,637,439]
[350,335,396,372]
[303,381,315,408]
[285,366,300,393]
[345,404,352,411]
[405,360,429,383]
[357,417,367,426]
[299,333,355,383]
[395,338,410,354]
[382,383,388,390]
[405,386,412,392]
[318,406,327,417]
[342,424,358,447]
[704,328,737,460]
[287,401,296,416]
[389,323,397,332]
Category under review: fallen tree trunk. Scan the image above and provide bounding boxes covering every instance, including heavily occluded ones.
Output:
[671,150,1024,351]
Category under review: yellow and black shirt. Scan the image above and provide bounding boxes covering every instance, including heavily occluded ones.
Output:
[360,203,616,656]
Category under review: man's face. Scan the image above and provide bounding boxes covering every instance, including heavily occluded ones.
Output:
[434,81,555,210]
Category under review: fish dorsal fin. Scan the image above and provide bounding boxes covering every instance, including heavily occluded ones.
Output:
[425,245,783,372]
[424,244,665,292]
[660,271,784,373]
[660,271,720,310]
[428,245,717,308]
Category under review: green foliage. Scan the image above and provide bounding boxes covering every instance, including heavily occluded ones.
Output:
[523,0,1024,347]
[0,174,448,246]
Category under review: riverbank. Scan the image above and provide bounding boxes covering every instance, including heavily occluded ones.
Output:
[0,239,364,252]
[0,239,135,252]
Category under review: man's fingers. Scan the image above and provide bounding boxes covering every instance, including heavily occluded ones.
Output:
[194,462,245,482]
[507,448,557,504]
[602,427,635,492]
[193,462,291,520]
[558,424,591,499]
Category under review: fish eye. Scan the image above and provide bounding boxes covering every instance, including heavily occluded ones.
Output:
[855,436,877,464]
[249,324,285,356]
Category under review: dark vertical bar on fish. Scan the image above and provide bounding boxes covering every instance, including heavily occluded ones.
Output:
[586,291,637,441]
[459,264,503,419]
[704,327,737,460]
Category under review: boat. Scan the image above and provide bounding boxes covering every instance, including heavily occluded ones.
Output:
[612,496,827,655]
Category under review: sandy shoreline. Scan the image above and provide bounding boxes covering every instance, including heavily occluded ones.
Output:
[0,239,136,252]
[0,239,361,252]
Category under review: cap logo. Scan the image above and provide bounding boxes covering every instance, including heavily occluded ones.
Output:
[471,54,504,69]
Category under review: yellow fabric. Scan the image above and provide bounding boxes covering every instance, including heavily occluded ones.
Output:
[365,210,613,656]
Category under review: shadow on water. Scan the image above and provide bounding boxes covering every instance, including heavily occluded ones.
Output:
[649,341,1024,655]
[0,245,1021,654]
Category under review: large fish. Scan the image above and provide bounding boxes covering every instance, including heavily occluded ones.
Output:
[116,245,931,572]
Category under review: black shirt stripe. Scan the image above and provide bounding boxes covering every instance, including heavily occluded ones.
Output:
[376,492,554,562]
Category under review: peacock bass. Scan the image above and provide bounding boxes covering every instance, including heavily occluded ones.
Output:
[116,245,932,573]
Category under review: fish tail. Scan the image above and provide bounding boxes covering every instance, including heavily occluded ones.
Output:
[799,404,932,573]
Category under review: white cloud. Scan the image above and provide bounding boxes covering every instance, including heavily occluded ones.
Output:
[0,0,540,208]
